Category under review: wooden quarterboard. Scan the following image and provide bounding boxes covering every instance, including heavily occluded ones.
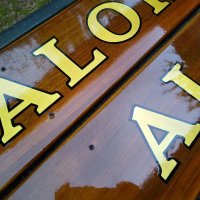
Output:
[0,0,199,199]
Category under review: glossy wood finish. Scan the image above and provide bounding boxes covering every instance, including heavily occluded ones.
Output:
[7,11,200,200]
[1,0,199,190]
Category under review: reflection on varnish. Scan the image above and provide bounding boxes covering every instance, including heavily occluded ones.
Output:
[55,182,139,200]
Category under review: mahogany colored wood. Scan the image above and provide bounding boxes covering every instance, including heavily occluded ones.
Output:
[6,11,200,200]
[0,0,199,190]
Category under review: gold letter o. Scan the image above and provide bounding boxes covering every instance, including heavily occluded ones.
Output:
[88,2,141,43]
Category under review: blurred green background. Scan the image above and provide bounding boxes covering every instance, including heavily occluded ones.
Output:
[0,0,51,32]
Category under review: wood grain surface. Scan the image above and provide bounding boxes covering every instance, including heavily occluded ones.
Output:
[6,9,200,200]
[0,0,199,191]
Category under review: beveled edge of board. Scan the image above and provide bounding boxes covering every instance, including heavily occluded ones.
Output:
[0,0,76,50]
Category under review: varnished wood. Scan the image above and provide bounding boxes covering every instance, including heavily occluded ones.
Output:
[7,11,200,200]
[0,0,199,190]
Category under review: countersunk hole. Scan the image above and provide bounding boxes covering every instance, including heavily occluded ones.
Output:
[89,144,95,151]
[49,112,55,119]
[1,67,6,72]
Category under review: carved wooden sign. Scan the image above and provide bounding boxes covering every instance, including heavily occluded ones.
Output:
[0,0,199,198]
